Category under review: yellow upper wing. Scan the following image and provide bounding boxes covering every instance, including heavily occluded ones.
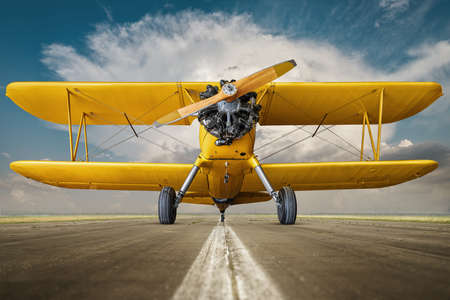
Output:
[6,82,210,125]
[7,81,442,126]
[257,82,443,125]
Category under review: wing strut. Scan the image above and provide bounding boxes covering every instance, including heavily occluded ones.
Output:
[123,113,139,138]
[360,88,384,161]
[311,113,328,137]
[66,89,89,162]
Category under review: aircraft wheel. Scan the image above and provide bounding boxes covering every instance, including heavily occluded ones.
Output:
[158,186,177,224]
[277,186,297,225]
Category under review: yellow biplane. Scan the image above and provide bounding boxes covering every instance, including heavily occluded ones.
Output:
[6,60,442,224]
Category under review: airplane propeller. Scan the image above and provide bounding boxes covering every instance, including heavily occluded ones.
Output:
[153,59,297,127]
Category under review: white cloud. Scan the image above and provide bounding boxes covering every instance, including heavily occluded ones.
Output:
[40,11,449,164]
[10,189,25,202]
[398,139,413,147]
[375,0,416,28]
[380,0,409,15]
[14,11,446,214]
[379,0,410,21]
[98,2,113,22]
[42,12,383,83]
[0,152,11,159]
[389,40,450,81]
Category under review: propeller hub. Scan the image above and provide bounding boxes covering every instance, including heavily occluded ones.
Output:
[221,83,237,96]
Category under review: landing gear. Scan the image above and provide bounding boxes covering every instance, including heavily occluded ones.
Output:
[158,186,177,224]
[277,187,297,225]
[220,210,225,222]
[250,156,297,225]
[174,165,200,208]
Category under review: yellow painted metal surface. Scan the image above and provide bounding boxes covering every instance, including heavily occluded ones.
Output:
[6,81,442,125]
[10,161,208,192]
[258,82,442,125]
[231,192,272,205]
[9,159,437,196]
[199,126,255,160]
[6,80,442,207]
[197,127,255,199]
[6,82,209,125]
[200,158,250,199]
[182,193,215,205]
[241,160,438,191]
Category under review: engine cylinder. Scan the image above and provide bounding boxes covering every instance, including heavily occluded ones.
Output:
[198,82,261,146]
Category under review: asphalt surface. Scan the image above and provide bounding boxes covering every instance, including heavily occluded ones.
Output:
[0,215,449,299]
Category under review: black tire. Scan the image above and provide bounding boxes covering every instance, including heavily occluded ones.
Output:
[277,186,297,225]
[158,186,177,224]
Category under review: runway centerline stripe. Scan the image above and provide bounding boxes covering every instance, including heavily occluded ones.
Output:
[172,223,284,300]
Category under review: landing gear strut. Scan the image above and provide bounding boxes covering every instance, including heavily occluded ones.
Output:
[251,156,297,225]
[174,165,200,208]
[220,210,225,222]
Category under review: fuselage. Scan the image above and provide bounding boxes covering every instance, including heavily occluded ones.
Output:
[198,125,256,202]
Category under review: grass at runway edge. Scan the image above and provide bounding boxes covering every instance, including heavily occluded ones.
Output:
[300,215,450,224]
[0,215,157,224]
[239,215,450,224]
[1,214,449,224]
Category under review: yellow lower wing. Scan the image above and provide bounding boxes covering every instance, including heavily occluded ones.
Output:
[10,161,208,192]
[10,160,437,198]
[242,160,438,191]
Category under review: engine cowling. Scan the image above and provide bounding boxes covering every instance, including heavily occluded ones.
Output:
[198,81,261,146]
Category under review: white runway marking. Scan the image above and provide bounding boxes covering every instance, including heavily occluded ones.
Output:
[172,223,284,300]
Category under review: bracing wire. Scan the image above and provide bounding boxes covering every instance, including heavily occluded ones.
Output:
[254,126,306,151]
[299,127,372,160]
[257,90,376,161]
[322,126,372,160]
[91,126,155,159]
[89,86,376,161]
[88,90,179,156]
[78,89,198,159]
[139,135,177,153]
[91,122,200,159]
[259,126,334,161]
[153,128,195,149]
[258,125,372,162]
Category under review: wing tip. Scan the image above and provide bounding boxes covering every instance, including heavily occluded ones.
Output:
[10,161,24,176]
[5,82,18,97]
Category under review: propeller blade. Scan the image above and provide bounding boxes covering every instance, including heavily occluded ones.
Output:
[154,59,296,126]
[233,59,296,99]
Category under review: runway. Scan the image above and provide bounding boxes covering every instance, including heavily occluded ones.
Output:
[0,216,449,299]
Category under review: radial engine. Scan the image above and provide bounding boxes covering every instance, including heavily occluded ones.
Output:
[198,80,261,146]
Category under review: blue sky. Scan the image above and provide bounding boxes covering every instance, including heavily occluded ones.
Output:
[0,0,449,214]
